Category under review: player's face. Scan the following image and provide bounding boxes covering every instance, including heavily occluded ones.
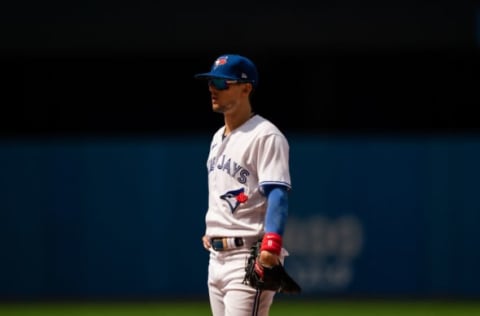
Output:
[208,81,249,114]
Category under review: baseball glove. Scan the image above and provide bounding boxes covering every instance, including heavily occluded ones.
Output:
[243,240,301,294]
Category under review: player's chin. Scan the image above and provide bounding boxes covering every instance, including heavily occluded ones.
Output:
[212,103,225,113]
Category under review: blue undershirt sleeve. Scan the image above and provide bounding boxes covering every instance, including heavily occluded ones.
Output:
[262,184,289,236]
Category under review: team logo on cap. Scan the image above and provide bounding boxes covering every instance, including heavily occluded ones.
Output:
[214,56,228,68]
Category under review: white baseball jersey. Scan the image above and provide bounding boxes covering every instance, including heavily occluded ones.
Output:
[205,114,291,238]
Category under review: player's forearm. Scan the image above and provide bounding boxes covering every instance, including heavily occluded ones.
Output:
[259,185,289,265]
[263,185,288,235]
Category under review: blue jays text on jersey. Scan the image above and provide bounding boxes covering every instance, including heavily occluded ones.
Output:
[208,154,251,184]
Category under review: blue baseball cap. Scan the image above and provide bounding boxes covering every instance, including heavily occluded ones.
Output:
[194,54,258,88]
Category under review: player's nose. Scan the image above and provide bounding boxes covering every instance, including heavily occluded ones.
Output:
[209,87,218,97]
[208,84,217,92]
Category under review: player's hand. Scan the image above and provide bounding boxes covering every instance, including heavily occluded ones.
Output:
[258,250,280,267]
[202,235,211,251]
[254,251,280,280]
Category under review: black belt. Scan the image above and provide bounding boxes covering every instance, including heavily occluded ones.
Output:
[210,237,244,251]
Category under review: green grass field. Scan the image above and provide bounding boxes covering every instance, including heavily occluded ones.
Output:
[1,299,480,316]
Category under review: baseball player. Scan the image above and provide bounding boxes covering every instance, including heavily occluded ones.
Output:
[195,54,293,316]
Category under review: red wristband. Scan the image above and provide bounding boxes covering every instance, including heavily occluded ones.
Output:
[260,232,282,255]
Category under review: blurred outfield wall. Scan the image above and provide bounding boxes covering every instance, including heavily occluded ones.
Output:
[0,134,479,300]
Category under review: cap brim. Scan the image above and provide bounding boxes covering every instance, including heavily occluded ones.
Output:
[194,72,238,80]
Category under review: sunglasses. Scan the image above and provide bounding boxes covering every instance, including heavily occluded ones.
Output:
[208,78,244,90]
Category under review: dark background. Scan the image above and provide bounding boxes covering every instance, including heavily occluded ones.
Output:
[1,0,478,137]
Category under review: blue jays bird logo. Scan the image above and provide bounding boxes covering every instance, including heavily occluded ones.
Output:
[220,188,248,213]
[214,56,228,68]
